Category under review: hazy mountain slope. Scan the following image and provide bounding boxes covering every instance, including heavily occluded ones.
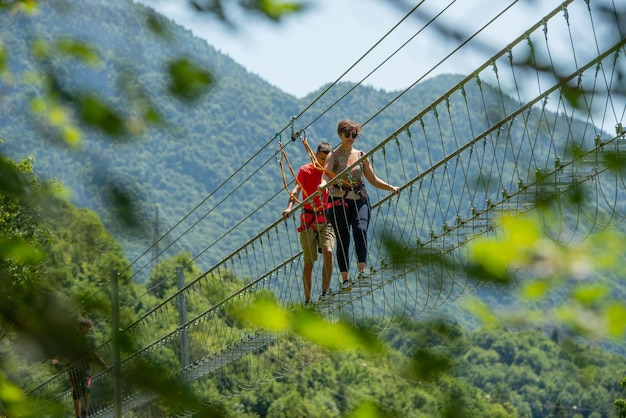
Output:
[0,0,606,284]
[0,0,437,275]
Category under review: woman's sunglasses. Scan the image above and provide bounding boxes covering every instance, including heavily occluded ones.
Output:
[343,132,358,139]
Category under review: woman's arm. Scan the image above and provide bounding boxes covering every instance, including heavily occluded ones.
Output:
[318,153,335,190]
[362,156,399,193]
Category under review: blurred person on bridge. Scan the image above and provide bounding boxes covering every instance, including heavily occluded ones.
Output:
[52,318,109,418]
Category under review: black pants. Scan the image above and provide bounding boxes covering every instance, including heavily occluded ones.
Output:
[326,197,370,273]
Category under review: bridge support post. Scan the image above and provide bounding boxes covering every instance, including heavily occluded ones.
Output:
[177,266,189,368]
[112,269,122,417]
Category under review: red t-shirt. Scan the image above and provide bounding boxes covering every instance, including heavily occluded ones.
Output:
[296,163,328,229]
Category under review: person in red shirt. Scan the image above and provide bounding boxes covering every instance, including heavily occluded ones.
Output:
[283,142,336,305]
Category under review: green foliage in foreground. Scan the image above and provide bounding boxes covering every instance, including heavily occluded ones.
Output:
[213,321,625,418]
[1,2,625,414]
[1,158,625,417]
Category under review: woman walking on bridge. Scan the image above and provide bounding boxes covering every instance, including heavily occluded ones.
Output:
[318,119,398,290]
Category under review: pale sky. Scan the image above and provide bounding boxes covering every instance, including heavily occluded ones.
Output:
[136,0,592,98]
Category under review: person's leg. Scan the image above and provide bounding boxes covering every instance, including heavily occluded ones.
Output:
[300,229,317,302]
[321,249,333,292]
[327,201,351,281]
[318,224,335,294]
[302,261,313,301]
[81,375,91,417]
[70,373,81,417]
[73,398,81,418]
[82,393,90,417]
[352,199,370,275]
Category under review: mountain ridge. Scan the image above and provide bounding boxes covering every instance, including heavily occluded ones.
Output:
[0,0,573,281]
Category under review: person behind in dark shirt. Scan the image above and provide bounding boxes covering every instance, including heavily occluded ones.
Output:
[52,318,109,418]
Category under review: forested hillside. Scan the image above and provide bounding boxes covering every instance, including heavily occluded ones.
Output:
[0,0,599,281]
[0,0,411,275]
[2,167,623,417]
[222,323,626,418]
[2,0,626,417]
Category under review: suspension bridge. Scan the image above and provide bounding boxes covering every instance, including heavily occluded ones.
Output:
[26,0,625,416]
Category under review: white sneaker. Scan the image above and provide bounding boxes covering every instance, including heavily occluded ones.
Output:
[319,290,331,301]
[341,280,352,290]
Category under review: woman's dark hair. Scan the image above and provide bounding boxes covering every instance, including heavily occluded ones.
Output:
[337,119,360,136]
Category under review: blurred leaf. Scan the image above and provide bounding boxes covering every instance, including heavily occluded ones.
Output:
[292,308,383,353]
[145,10,171,39]
[599,149,626,173]
[250,0,306,21]
[1,1,38,13]
[30,96,83,146]
[0,42,5,72]
[116,71,164,130]
[410,347,452,381]
[0,376,23,403]
[469,238,512,279]
[190,0,227,21]
[56,38,99,65]
[553,303,605,337]
[606,303,626,337]
[61,124,82,146]
[0,156,29,196]
[167,58,213,102]
[195,0,305,22]
[234,295,290,331]
[0,374,31,416]
[592,230,625,269]
[346,400,387,418]
[79,95,126,136]
[383,232,512,284]
[469,215,540,278]
[560,81,584,109]
[234,296,383,352]
[571,283,608,306]
[29,96,46,114]
[30,38,49,60]
[124,358,228,416]
[143,104,163,124]
[521,279,551,299]
[109,187,138,227]
[0,238,44,264]
[48,103,68,126]
[564,183,585,205]
[463,298,499,329]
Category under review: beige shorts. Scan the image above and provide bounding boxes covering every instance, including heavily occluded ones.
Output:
[300,223,335,264]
